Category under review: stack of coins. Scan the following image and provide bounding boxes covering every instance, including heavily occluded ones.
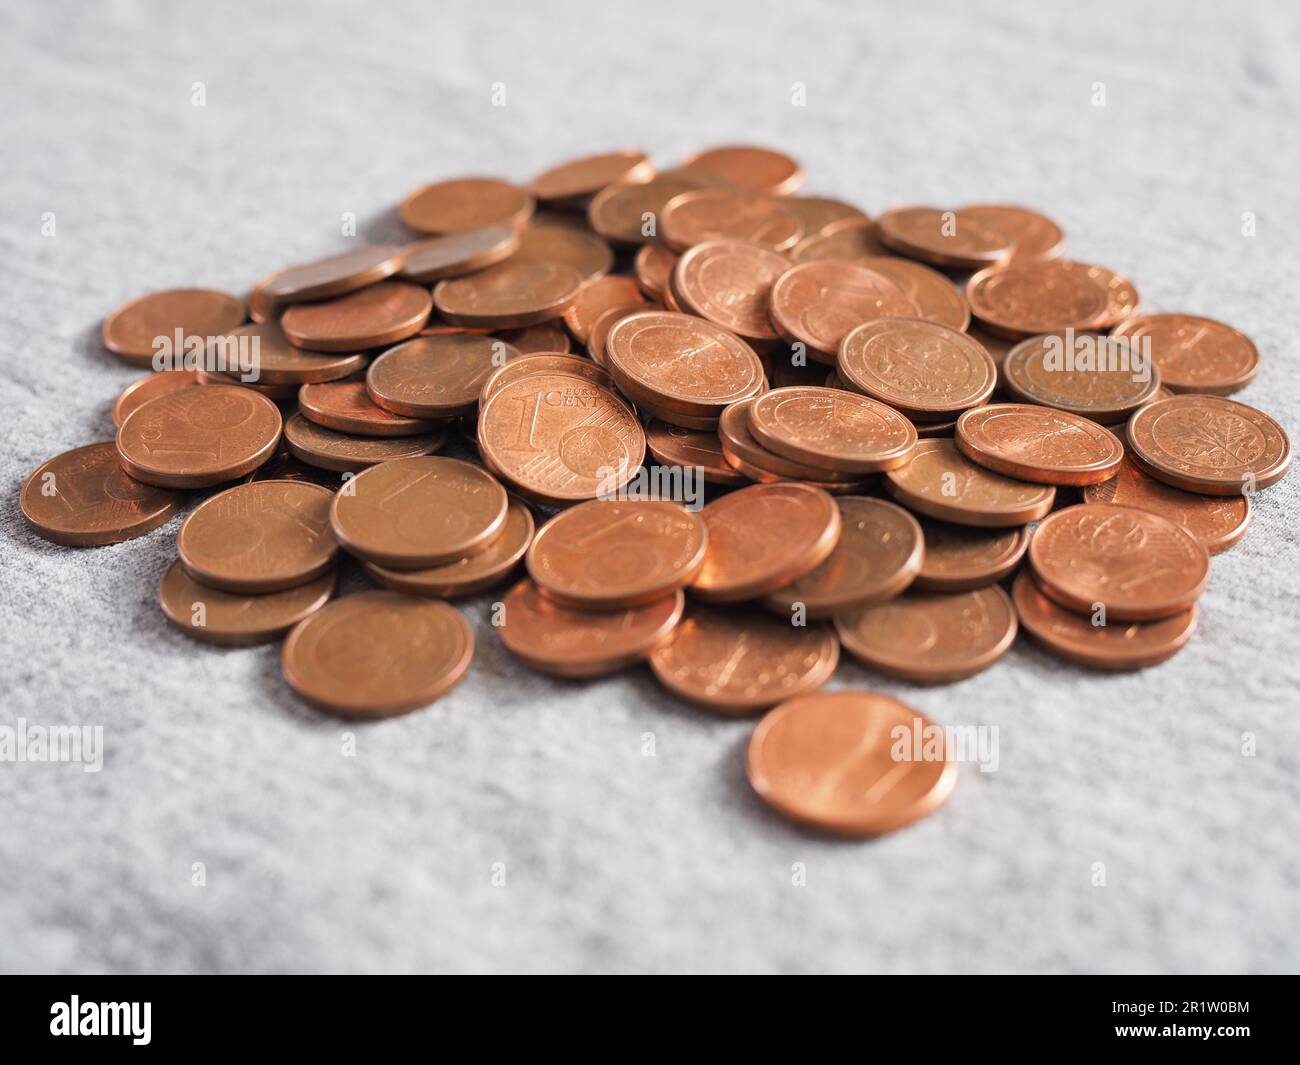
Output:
[19,144,1292,839]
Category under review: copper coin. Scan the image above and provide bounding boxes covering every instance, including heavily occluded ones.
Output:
[527,500,708,609]
[221,321,367,385]
[282,591,474,717]
[283,412,445,472]
[969,325,1017,369]
[1126,394,1292,495]
[763,497,923,618]
[692,483,841,602]
[747,691,957,836]
[400,177,534,235]
[1000,332,1161,422]
[363,496,534,598]
[959,205,1066,262]
[883,438,1056,527]
[671,240,789,341]
[116,383,281,488]
[586,174,709,245]
[112,370,202,427]
[660,188,803,253]
[177,480,338,593]
[966,260,1124,339]
[644,420,747,486]
[913,516,1029,592]
[330,455,507,569]
[433,260,582,329]
[1083,264,1141,330]
[604,310,765,416]
[497,320,571,355]
[1110,313,1259,395]
[248,281,278,324]
[717,400,864,485]
[279,281,431,352]
[838,318,997,418]
[1082,452,1250,553]
[562,275,647,342]
[246,448,348,490]
[299,380,442,437]
[956,403,1123,485]
[634,243,678,300]
[511,221,613,283]
[770,260,920,362]
[1029,503,1210,621]
[677,145,805,196]
[195,367,299,400]
[530,149,654,204]
[748,386,917,473]
[835,585,1017,682]
[877,206,1013,269]
[1010,570,1196,672]
[101,289,246,367]
[586,303,651,365]
[649,607,838,714]
[256,246,405,308]
[481,354,613,406]
[782,196,869,238]
[856,256,970,331]
[790,217,892,264]
[160,561,334,646]
[399,226,521,283]
[20,441,184,546]
[367,334,522,419]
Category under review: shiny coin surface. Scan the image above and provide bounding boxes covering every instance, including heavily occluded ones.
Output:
[678,144,804,196]
[883,438,1055,527]
[256,246,404,306]
[857,256,971,331]
[838,318,997,418]
[298,380,442,437]
[433,260,582,329]
[159,560,334,646]
[791,217,892,263]
[563,275,647,342]
[877,206,1012,269]
[955,403,1124,485]
[966,259,1126,338]
[367,334,522,419]
[763,497,923,618]
[1028,503,1210,621]
[586,174,709,245]
[959,205,1066,262]
[330,455,507,569]
[530,149,654,203]
[587,303,652,365]
[499,579,683,677]
[1011,570,1196,672]
[496,320,571,355]
[1081,452,1250,553]
[692,483,841,602]
[101,288,246,366]
[671,240,789,341]
[747,386,917,473]
[511,221,613,283]
[782,196,869,237]
[527,500,708,609]
[649,607,838,713]
[769,260,919,361]
[717,400,864,485]
[477,372,645,506]
[279,281,431,352]
[246,449,348,489]
[835,585,1017,682]
[644,420,747,486]
[222,322,366,385]
[1126,394,1291,495]
[20,441,184,546]
[400,177,534,234]
[116,384,281,488]
[1111,314,1259,395]
[399,226,521,283]
[913,517,1029,592]
[197,368,299,400]
[747,691,957,836]
[112,370,202,427]
[1001,332,1162,422]
[660,188,803,253]
[177,480,337,593]
[282,591,473,717]
[284,412,445,472]
[480,354,612,405]
[363,496,534,598]
[634,243,677,300]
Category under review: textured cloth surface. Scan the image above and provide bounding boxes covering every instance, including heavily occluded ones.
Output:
[2,0,1298,975]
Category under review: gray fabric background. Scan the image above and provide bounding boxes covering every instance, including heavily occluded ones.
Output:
[2,0,1297,975]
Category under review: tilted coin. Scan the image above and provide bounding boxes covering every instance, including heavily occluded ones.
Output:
[586,303,652,365]
[648,607,838,713]
[1001,332,1162,422]
[1028,503,1210,622]
[677,144,805,196]
[527,500,709,609]
[747,386,917,473]
[329,455,507,569]
[857,256,971,332]
[433,260,582,329]
[367,334,522,419]
[883,438,1055,527]
[112,370,202,427]
[644,419,747,486]
[763,496,923,618]
[217,321,366,386]
[913,516,1029,592]
[511,221,614,283]
[20,441,184,546]
[747,691,957,836]
[246,448,348,490]
[769,260,919,362]
[101,288,247,366]
[955,403,1123,485]
[782,196,869,238]
[282,591,474,717]
[298,380,443,437]
[178,480,338,593]
[835,585,1018,683]
[1111,313,1259,395]
[586,174,709,245]
[196,367,298,400]
[116,384,282,488]
[530,149,654,204]
[562,275,647,342]
[671,240,789,341]
[966,259,1129,338]
[480,354,612,406]
[399,226,521,283]
[279,281,432,352]
[716,400,864,485]
[790,217,892,264]
[496,320,570,355]
[159,560,334,647]
[283,412,445,472]
[958,205,1066,262]
[876,206,1012,269]
[255,245,405,306]
[660,188,803,253]
[634,244,677,301]
[399,177,534,234]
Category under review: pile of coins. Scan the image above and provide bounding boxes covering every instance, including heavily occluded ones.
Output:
[20,144,1292,839]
